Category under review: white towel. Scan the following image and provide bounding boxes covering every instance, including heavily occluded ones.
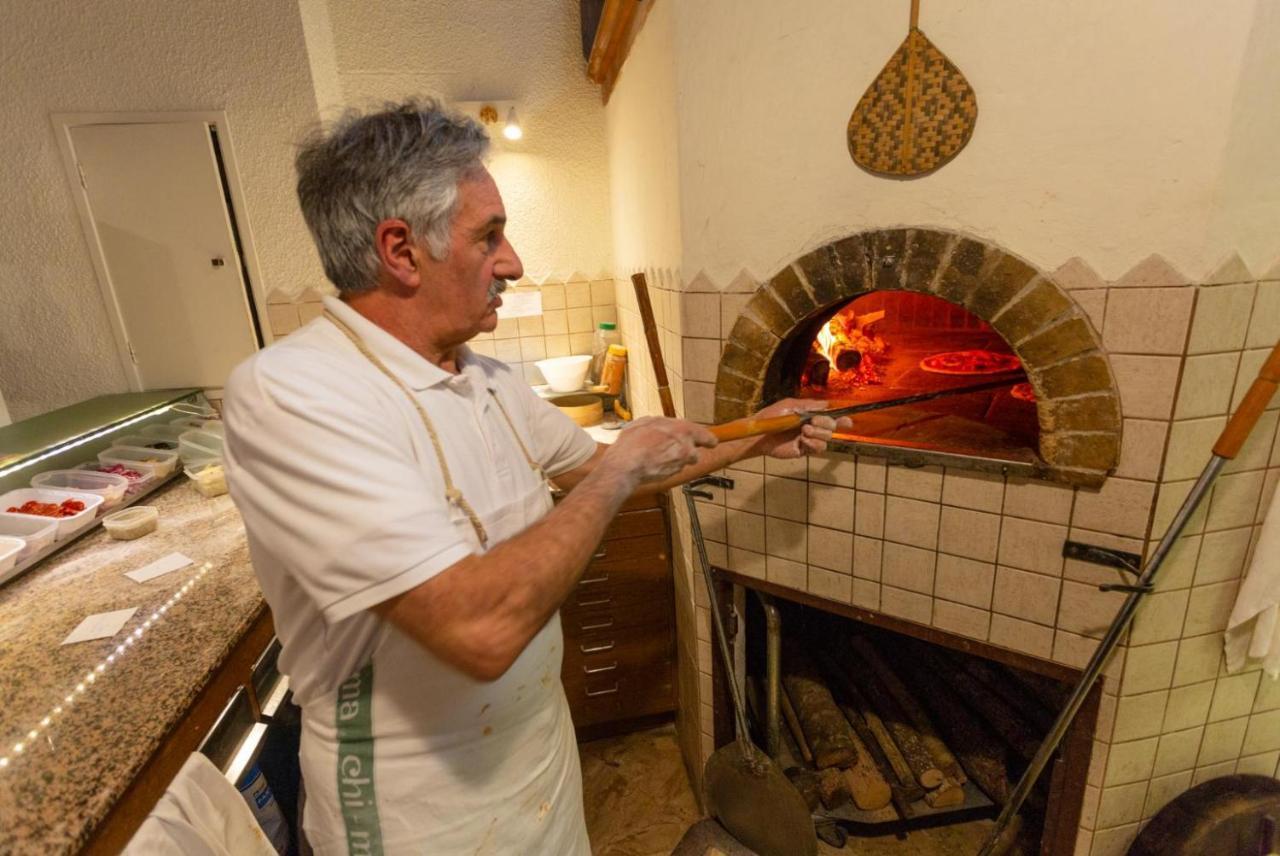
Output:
[1225,484,1280,678]
[123,752,278,856]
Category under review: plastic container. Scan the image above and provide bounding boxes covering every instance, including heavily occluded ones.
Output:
[169,416,208,432]
[0,488,104,540]
[200,419,225,436]
[140,424,186,443]
[74,462,157,497]
[102,506,159,541]
[0,536,24,576]
[179,429,224,465]
[0,513,58,559]
[98,446,179,479]
[31,469,130,509]
[588,322,622,385]
[535,355,592,393]
[185,462,228,498]
[111,434,181,452]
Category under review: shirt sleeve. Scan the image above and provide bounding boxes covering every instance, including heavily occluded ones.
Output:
[506,373,598,478]
[223,352,474,625]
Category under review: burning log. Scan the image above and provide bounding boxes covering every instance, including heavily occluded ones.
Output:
[781,649,859,769]
[838,645,945,790]
[805,355,831,388]
[850,636,967,785]
[834,349,863,373]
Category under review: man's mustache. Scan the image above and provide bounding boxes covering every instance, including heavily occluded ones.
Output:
[487,279,508,301]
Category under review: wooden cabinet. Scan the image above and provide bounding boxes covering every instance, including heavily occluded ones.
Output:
[560,492,675,734]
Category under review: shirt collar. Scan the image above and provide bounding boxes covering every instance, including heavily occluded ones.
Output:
[322,296,496,392]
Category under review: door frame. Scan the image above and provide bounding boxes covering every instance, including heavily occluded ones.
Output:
[52,110,274,390]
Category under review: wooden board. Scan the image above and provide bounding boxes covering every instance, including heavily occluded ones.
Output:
[847,0,977,178]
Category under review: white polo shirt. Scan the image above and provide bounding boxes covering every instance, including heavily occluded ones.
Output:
[222,296,596,707]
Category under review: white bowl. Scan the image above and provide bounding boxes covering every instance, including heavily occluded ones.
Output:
[536,355,592,393]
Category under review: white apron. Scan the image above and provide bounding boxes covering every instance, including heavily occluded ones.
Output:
[299,312,590,855]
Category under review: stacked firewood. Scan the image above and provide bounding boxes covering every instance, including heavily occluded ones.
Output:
[778,628,1060,820]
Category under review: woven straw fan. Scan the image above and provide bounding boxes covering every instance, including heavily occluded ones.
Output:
[847,0,977,178]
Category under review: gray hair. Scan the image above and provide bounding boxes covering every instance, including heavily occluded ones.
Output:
[295,98,490,294]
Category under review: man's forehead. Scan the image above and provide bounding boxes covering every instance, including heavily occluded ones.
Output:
[457,171,506,224]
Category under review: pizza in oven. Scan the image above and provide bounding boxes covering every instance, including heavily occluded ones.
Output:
[919,349,1022,375]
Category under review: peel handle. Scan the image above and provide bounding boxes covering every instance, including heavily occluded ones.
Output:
[709,412,807,442]
[1214,340,1280,459]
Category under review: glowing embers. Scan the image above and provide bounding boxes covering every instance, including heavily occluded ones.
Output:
[801,306,889,395]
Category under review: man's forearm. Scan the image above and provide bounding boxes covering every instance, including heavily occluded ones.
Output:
[637,435,762,495]
[378,462,639,680]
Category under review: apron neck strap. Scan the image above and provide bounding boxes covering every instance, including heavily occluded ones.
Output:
[323,309,490,548]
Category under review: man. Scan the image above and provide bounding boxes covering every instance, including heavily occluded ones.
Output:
[223,99,847,855]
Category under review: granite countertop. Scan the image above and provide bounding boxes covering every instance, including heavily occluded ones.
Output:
[0,479,264,855]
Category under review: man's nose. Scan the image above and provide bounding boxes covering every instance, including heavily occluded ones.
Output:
[494,237,523,282]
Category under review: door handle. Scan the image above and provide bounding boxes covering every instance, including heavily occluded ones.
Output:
[585,683,620,697]
[210,257,225,267]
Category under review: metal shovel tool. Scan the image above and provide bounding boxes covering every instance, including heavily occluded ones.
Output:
[977,339,1280,856]
[683,477,818,856]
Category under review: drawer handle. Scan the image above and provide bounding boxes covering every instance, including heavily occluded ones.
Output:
[578,596,612,608]
[583,661,618,675]
[585,683,620,697]
[580,641,616,654]
[581,619,614,632]
[592,547,607,560]
[579,574,609,585]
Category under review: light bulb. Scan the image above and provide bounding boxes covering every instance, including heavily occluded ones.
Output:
[503,107,523,141]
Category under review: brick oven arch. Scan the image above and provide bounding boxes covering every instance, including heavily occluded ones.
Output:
[714,228,1121,487]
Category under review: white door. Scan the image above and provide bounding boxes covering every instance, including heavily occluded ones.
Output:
[69,121,260,390]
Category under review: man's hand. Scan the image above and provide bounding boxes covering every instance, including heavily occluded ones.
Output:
[599,416,718,487]
[745,398,852,460]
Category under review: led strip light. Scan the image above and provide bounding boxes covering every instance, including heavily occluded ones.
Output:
[0,406,175,481]
[0,561,213,770]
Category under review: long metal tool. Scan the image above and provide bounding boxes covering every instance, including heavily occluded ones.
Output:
[978,340,1280,855]
[710,375,1021,441]
[683,477,818,856]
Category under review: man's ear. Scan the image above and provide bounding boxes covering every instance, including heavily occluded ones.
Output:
[374,219,423,290]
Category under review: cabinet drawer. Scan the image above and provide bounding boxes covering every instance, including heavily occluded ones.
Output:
[586,533,668,572]
[602,508,666,542]
[562,622,674,684]
[561,587,672,635]
[564,660,675,728]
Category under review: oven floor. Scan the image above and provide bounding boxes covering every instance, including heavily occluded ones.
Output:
[580,725,1003,855]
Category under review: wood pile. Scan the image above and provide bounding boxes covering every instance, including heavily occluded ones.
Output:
[775,628,1055,820]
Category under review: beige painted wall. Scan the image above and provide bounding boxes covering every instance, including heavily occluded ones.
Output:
[327,0,614,284]
[609,0,1280,287]
[605,0,684,279]
[0,0,326,421]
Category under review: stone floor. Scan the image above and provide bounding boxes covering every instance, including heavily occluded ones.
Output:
[580,725,1000,856]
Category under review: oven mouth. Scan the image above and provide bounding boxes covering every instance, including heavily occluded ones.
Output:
[765,290,1040,472]
[715,228,1123,487]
